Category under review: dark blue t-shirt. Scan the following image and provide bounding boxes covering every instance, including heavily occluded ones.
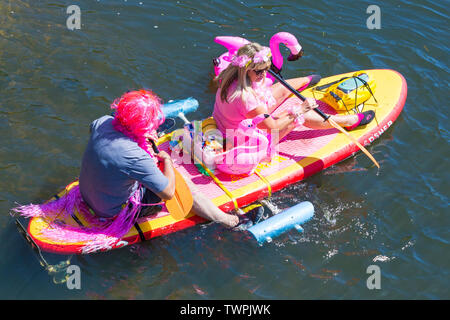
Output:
[79,116,168,218]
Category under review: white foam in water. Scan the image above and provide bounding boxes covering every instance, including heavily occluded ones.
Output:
[401,240,415,251]
[373,255,395,262]
[324,249,339,260]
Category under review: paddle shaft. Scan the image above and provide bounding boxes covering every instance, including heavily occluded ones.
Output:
[149,138,161,155]
[268,69,380,168]
[149,138,178,176]
[268,69,330,121]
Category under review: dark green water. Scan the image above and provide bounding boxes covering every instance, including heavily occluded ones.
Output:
[0,0,448,299]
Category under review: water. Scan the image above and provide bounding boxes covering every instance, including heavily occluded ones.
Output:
[0,0,449,300]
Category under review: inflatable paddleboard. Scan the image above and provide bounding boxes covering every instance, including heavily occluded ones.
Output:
[19,69,407,254]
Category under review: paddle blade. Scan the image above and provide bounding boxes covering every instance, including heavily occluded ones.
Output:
[327,118,380,168]
[165,169,194,220]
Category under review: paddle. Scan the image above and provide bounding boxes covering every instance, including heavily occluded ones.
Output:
[156,117,176,137]
[268,68,380,168]
[149,139,194,220]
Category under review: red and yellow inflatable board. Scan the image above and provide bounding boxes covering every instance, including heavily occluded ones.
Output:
[27,69,407,254]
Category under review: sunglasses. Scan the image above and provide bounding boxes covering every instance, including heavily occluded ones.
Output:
[253,67,269,76]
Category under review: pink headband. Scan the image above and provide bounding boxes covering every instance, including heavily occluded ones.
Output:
[231,46,272,68]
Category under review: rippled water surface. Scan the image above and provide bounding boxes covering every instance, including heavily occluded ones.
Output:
[0,0,448,299]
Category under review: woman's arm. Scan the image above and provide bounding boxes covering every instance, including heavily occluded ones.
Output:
[246,97,317,132]
[245,106,297,144]
[246,106,295,131]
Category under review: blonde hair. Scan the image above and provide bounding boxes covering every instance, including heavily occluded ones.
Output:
[216,42,271,103]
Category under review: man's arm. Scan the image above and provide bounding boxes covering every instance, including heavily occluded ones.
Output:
[154,151,176,200]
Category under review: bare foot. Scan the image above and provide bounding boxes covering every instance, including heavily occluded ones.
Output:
[221,214,239,228]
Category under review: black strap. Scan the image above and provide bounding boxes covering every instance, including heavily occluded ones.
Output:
[134,223,146,242]
[354,77,360,110]
[313,77,349,92]
[71,213,84,227]
[53,193,84,227]
[330,91,351,114]
[15,219,50,269]
[354,75,378,103]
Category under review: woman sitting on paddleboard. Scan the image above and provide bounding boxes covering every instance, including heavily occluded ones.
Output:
[212,42,375,162]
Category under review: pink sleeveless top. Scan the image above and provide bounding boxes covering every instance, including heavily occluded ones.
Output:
[213,80,276,134]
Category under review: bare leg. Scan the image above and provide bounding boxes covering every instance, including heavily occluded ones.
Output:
[181,173,239,228]
[270,76,360,130]
[303,109,359,130]
[270,77,311,112]
[192,193,239,228]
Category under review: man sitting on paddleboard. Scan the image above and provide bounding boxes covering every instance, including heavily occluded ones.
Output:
[212,42,375,173]
[79,89,239,228]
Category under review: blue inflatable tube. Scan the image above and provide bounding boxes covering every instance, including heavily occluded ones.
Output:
[162,97,199,118]
[247,201,314,244]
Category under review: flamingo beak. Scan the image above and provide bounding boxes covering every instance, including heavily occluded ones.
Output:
[287,49,304,61]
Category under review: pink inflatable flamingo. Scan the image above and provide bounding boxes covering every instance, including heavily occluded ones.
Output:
[267,32,304,85]
[213,32,317,89]
[213,36,250,76]
[214,114,271,176]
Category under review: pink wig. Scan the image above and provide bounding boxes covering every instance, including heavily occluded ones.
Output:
[111,89,165,154]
